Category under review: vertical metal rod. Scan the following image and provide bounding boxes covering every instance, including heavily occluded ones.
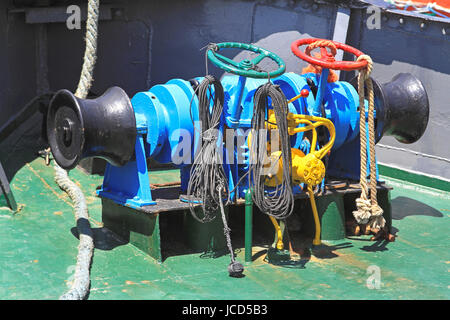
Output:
[312,68,329,116]
[307,185,321,246]
[244,188,253,263]
[228,76,247,127]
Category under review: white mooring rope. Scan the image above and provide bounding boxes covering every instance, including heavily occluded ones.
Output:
[75,0,100,99]
[58,0,100,300]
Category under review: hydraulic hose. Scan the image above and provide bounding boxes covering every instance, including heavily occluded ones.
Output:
[269,216,284,250]
[307,185,321,246]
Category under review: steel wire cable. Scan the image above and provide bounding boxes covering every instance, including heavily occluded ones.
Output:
[249,83,294,219]
[187,75,243,277]
[187,75,229,222]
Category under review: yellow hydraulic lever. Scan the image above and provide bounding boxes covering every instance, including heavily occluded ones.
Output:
[265,111,336,246]
[269,216,284,250]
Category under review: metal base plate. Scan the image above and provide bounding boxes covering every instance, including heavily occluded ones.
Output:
[107,181,392,215]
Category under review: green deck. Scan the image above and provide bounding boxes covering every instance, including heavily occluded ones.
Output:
[0,158,449,300]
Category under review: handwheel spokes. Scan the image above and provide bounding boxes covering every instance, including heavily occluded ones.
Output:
[207,42,286,79]
[291,38,368,71]
[213,52,241,69]
[250,52,269,66]
[318,47,335,61]
[212,52,267,71]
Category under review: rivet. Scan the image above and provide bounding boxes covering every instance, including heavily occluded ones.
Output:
[399,18,404,25]
[420,22,426,29]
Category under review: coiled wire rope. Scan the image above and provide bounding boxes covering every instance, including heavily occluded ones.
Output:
[187,75,244,277]
[249,83,294,220]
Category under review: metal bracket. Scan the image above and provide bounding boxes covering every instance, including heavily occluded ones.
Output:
[97,134,156,209]
[0,161,17,212]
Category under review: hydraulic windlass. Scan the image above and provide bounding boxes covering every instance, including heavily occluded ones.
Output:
[46,38,429,266]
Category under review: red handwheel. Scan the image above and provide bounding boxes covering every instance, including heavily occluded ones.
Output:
[291,38,368,71]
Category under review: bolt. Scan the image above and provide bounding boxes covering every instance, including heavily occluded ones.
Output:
[63,126,72,146]
[399,18,404,25]
[420,22,426,29]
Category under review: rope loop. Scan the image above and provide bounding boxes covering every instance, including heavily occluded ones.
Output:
[353,197,372,225]
[356,54,373,80]
[371,204,384,217]
[368,204,386,230]
[206,42,219,52]
[203,43,219,75]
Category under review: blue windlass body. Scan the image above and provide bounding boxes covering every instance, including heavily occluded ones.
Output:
[97,70,385,208]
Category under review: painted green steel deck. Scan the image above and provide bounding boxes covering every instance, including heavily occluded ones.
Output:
[0,158,449,300]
